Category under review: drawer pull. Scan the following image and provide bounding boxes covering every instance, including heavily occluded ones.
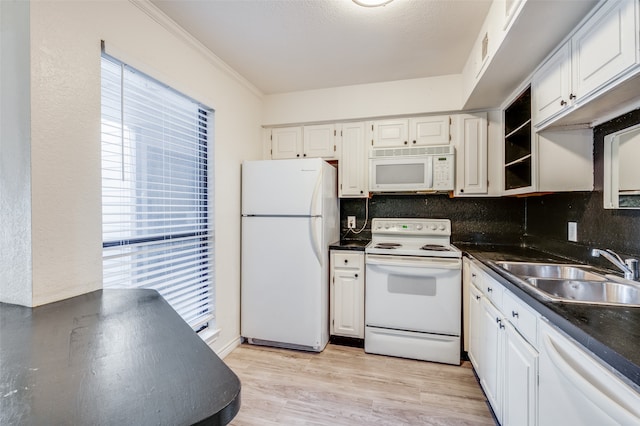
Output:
[512,311,519,318]
[471,273,477,278]
[487,287,493,293]
[475,295,481,301]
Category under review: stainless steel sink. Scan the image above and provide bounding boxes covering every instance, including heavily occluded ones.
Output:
[494,261,640,307]
[495,261,607,281]
[524,278,640,307]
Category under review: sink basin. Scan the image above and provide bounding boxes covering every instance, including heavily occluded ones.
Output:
[494,261,640,307]
[525,278,640,307]
[495,261,606,281]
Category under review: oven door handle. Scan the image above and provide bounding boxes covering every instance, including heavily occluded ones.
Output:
[366,254,461,270]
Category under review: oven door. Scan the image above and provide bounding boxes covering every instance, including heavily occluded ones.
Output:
[365,254,461,335]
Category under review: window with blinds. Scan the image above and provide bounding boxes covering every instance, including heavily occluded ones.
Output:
[100,53,215,333]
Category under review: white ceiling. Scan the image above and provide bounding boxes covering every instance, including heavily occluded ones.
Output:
[151,0,493,95]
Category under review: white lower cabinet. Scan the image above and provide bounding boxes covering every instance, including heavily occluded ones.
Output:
[504,321,538,426]
[467,259,539,426]
[330,250,365,338]
[479,294,505,423]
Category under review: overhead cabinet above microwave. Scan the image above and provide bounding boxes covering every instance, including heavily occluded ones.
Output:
[372,116,451,148]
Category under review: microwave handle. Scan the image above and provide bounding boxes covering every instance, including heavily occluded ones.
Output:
[426,156,433,189]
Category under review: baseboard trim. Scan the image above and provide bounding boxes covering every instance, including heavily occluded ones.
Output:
[215,336,242,359]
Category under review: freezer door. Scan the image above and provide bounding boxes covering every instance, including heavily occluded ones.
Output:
[241,216,327,349]
[242,158,323,216]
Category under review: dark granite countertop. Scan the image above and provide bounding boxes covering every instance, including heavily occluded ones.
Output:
[0,289,241,425]
[330,240,370,251]
[458,243,640,389]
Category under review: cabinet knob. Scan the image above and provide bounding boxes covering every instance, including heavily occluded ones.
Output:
[512,311,519,318]
[487,287,493,293]
[475,295,481,301]
[303,153,307,157]
[460,189,464,193]
[296,154,300,157]
[471,273,477,278]
[496,317,501,324]
[412,140,417,144]
[569,93,576,100]
[404,141,408,145]
[344,259,348,264]
[355,274,358,278]
[560,99,567,106]
[360,190,364,194]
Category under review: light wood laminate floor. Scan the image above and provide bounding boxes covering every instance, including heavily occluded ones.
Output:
[225,343,496,425]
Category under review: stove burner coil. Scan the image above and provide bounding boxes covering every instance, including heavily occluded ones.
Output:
[374,243,402,249]
[420,244,450,251]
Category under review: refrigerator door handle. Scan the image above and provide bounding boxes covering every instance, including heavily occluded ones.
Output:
[310,216,322,266]
[309,172,322,216]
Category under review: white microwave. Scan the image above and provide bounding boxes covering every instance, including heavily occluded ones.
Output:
[369,145,455,193]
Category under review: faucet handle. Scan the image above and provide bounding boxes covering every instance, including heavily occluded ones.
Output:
[624,258,639,281]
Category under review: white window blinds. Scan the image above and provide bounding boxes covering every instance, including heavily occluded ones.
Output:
[101,53,215,332]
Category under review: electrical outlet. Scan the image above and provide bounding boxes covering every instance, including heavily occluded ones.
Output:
[568,222,577,242]
[347,216,356,229]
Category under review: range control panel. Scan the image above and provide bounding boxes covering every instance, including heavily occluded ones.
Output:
[371,218,451,236]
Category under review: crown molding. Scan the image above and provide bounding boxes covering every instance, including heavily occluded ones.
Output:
[130,0,263,99]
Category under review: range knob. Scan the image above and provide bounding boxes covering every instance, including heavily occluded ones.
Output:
[384,224,390,229]
[438,225,445,231]
[416,224,423,230]
[430,225,437,230]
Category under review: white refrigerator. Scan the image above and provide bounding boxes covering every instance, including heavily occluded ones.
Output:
[241,158,339,352]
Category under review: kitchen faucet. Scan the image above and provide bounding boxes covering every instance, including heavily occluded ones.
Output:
[590,248,639,281]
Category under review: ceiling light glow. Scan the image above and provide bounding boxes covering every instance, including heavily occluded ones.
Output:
[353,0,394,7]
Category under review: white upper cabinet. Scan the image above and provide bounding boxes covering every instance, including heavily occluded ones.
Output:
[270,125,337,160]
[303,124,337,159]
[571,0,638,100]
[271,127,303,159]
[338,122,368,198]
[532,0,640,128]
[531,42,572,126]
[409,116,451,146]
[453,113,488,196]
[372,116,450,147]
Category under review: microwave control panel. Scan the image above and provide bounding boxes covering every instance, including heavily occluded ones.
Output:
[433,155,454,190]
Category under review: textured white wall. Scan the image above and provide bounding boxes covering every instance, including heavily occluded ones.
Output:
[23,1,263,353]
[262,74,464,126]
[0,0,33,306]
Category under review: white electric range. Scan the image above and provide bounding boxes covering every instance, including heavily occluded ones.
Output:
[364,218,462,365]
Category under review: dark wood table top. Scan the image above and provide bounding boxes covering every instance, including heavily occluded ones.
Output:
[0,289,240,425]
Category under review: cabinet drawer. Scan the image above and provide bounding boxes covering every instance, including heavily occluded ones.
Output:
[503,290,538,346]
[333,252,363,270]
[482,274,503,310]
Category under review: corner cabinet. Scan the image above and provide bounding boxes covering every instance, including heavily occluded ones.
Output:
[338,122,368,198]
[503,86,594,196]
[270,124,338,160]
[330,250,365,339]
[504,87,533,193]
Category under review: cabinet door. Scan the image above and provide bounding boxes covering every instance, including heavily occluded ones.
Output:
[468,282,483,371]
[532,42,571,126]
[480,297,504,424]
[271,127,303,159]
[503,323,538,426]
[339,122,368,198]
[372,119,408,147]
[571,0,638,101]
[303,124,337,159]
[333,268,364,338]
[454,113,488,196]
[409,115,450,146]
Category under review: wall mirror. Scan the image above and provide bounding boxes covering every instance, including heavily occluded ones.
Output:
[604,123,640,209]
